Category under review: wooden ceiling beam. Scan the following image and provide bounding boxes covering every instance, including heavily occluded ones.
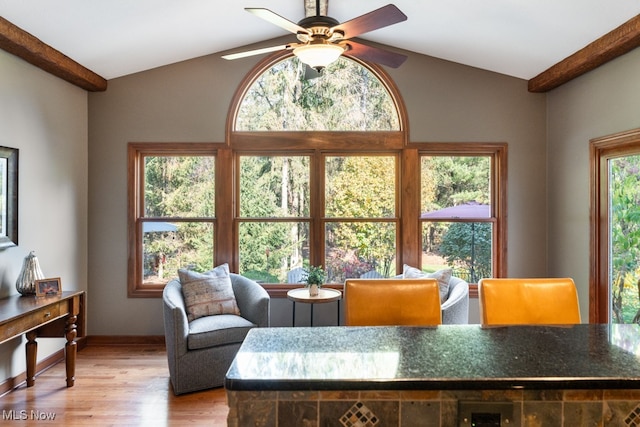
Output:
[529,14,640,93]
[0,17,107,92]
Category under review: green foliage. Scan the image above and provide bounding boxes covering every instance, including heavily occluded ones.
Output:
[325,156,396,279]
[143,156,215,282]
[326,156,395,217]
[238,156,309,282]
[439,222,492,283]
[422,156,490,211]
[302,265,325,287]
[236,56,399,131]
[610,155,640,324]
[142,58,498,287]
[239,156,309,217]
[233,57,403,283]
[421,156,492,282]
[238,154,398,283]
[145,156,214,217]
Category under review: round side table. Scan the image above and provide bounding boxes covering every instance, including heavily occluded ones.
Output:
[286,288,342,326]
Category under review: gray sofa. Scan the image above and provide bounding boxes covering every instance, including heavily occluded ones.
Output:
[162,273,270,395]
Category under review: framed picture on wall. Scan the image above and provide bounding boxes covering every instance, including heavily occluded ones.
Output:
[35,277,62,296]
[0,146,18,249]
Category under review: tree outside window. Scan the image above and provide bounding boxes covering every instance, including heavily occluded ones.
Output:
[609,154,640,324]
[128,52,507,296]
[128,145,217,296]
[324,155,397,282]
[420,156,493,283]
[236,56,400,132]
[238,155,310,283]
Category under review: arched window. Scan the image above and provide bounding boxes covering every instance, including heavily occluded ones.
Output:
[228,53,407,284]
[235,56,400,131]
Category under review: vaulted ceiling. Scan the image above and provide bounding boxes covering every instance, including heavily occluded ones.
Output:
[1,1,640,92]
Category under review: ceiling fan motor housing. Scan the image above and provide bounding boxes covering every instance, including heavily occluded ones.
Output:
[296,16,344,41]
[297,15,340,29]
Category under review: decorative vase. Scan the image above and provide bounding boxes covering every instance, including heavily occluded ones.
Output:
[309,284,319,297]
[16,251,45,296]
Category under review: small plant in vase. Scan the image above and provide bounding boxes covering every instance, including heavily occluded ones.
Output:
[302,265,325,297]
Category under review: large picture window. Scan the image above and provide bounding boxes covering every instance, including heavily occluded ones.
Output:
[127,52,507,297]
[236,153,399,284]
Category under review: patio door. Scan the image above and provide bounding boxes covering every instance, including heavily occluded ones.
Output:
[590,129,640,323]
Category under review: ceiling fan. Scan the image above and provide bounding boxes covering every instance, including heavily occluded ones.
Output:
[222,2,408,72]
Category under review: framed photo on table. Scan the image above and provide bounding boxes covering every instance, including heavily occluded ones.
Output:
[35,277,62,296]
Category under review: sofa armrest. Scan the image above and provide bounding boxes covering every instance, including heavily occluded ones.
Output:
[230,274,270,327]
[163,280,190,356]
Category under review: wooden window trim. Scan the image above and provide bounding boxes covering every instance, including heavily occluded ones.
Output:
[234,152,401,284]
[414,142,508,298]
[127,142,224,298]
[321,152,401,279]
[127,51,509,299]
[225,52,409,141]
[128,141,508,298]
[589,128,640,322]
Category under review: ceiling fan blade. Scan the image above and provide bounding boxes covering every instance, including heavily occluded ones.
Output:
[346,40,407,68]
[246,8,310,35]
[332,4,407,39]
[222,44,291,61]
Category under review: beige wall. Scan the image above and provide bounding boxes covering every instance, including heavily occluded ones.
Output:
[547,47,640,322]
[88,40,546,333]
[0,50,88,380]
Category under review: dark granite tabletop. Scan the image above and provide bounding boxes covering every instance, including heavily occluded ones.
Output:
[225,324,640,391]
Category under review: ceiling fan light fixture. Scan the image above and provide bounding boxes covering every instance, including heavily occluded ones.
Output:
[228,5,407,69]
[293,43,345,71]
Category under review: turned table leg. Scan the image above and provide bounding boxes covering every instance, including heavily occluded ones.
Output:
[65,315,77,387]
[26,330,37,387]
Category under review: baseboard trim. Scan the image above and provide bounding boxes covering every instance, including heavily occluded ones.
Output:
[0,349,65,397]
[85,335,165,346]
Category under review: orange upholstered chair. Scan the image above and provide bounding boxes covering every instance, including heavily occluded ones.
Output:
[344,278,442,326]
[478,278,581,326]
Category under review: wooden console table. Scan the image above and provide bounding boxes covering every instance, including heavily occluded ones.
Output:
[0,290,85,388]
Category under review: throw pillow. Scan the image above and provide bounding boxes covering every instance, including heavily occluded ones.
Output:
[402,264,452,304]
[179,263,240,322]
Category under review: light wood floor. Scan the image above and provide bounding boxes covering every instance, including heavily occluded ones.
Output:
[0,345,229,426]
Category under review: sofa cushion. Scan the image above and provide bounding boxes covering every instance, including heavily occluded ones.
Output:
[402,264,452,304]
[187,314,256,350]
[179,263,240,322]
